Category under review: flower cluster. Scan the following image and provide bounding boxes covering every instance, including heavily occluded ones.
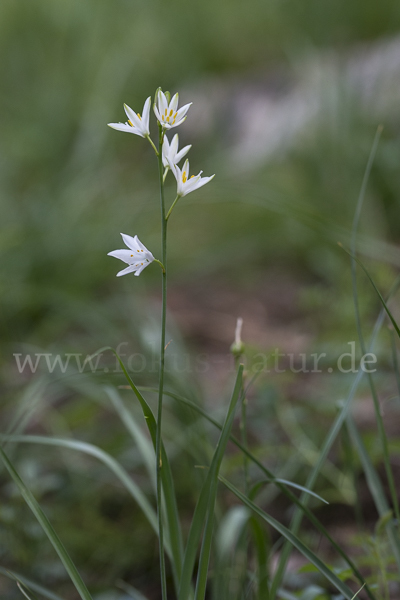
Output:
[107,88,214,277]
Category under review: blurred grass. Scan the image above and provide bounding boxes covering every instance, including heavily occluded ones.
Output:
[1,0,400,351]
[2,0,400,598]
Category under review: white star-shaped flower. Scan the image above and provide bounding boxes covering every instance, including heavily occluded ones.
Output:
[162,134,191,169]
[170,158,215,197]
[154,91,192,130]
[108,97,151,138]
[108,234,154,277]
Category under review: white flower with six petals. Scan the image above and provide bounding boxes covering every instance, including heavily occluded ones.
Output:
[169,158,215,197]
[108,97,151,138]
[154,91,191,130]
[162,134,191,169]
[108,234,154,277]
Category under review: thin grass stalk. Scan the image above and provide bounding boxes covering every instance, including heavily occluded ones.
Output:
[141,385,376,600]
[269,127,386,599]
[389,326,400,404]
[0,446,93,600]
[0,567,65,600]
[349,125,400,523]
[156,123,168,600]
[346,415,400,571]
[236,356,250,598]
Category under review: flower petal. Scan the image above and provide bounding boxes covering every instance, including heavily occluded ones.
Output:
[108,123,137,134]
[169,93,179,113]
[170,133,179,155]
[182,159,190,178]
[174,103,192,122]
[158,91,168,116]
[134,263,149,276]
[175,144,191,163]
[121,233,140,251]
[141,97,151,132]
[116,265,138,277]
[154,105,163,124]
[107,249,135,264]
[187,174,215,194]
[123,104,142,130]
[134,236,154,260]
[170,116,187,129]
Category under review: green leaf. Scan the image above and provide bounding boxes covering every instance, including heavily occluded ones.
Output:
[0,434,159,546]
[177,365,243,600]
[145,386,373,599]
[0,446,93,600]
[194,365,243,600]
[249,479,328,505]
[250,517,270,600]
[16,581,39,600]
[0,567,65,600]
[220,475,355,599]
[339,244,400,339]
[110,350,184,591]
[346,416,400,571]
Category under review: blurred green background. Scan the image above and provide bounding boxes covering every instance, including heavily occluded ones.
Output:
[2,0,400,597]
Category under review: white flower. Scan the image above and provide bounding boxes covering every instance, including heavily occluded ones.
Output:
[154,91,192,129]
[162,134,191,169]
[170,158,215,197]
[108,97,151,138]
[108,234,154,277]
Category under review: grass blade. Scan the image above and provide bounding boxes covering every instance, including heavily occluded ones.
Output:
[110,349,184,590]
[347,124,400,533]
[146,387,374,600]
[17,581,39,600]
[177,366,243,600]
[269,276,400,599]
[220,476,355,599]
[339,244,400,338]
[104,386,156,491]
[0,434,159,544]
[0,446,93,600]
[0,568,65,600]
[194,365,243,600]
[250,517,270,600]
[345,415,400,570]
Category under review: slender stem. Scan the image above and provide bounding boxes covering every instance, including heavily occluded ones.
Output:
[153,258,166,273]
[236,356,249,495]
[156,124,168,600]
[146,135,159,156]
[166,195,181,221]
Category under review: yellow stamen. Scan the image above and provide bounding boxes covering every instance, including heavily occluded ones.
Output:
[166,117,170,122]
[128,120,134,127]
[137,113,141,120]
[182,171,187,183]
[141,249,143,252]
[137,250,140,252]
[190,175,195,178]
[169,109,173,116]
[165,108,167,115]
[162,115,165,121]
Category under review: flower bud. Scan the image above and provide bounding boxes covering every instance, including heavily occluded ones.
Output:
[230,317,245,357]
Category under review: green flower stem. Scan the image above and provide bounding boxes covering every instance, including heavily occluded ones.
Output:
[146,135,159,156]
[153,258,166,273]
[235,356,249,495]
[166,195,181,221]
[156,124,168,600]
